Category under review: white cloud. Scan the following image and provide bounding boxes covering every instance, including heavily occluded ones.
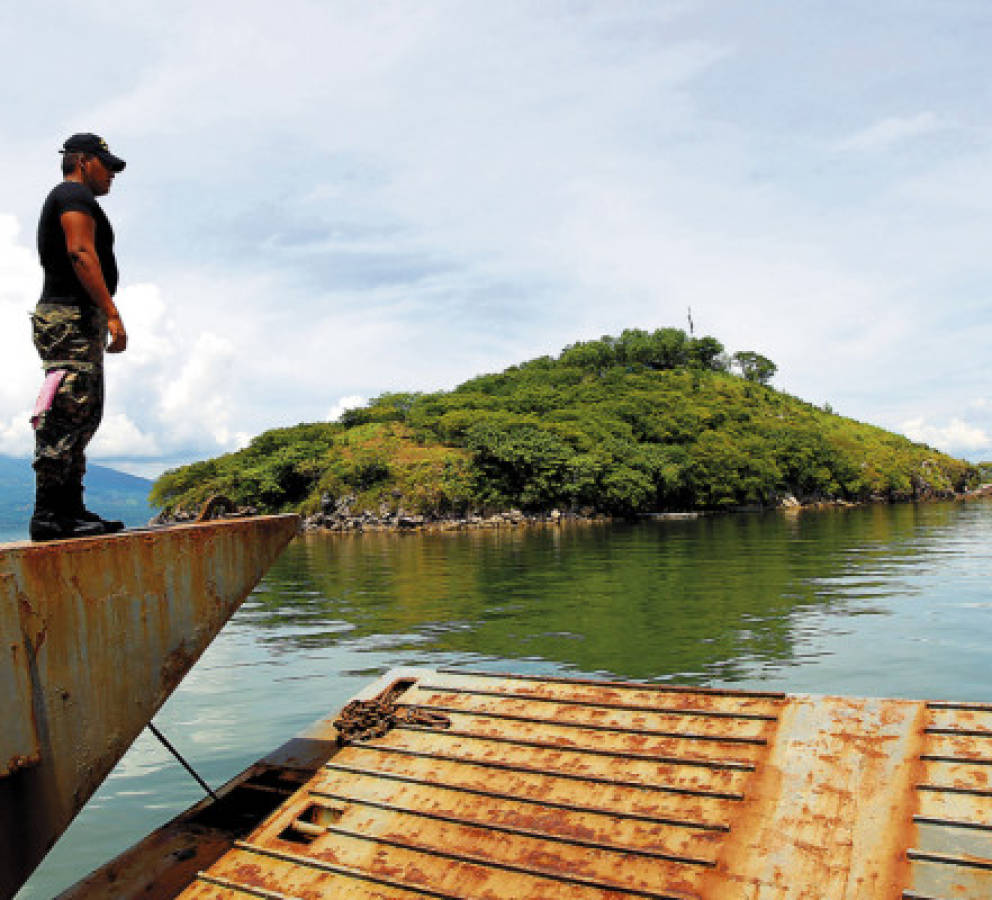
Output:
[0,411,33,458]
[327,395,367,423]
[88,412,160,457]
[2,3,992,478]
[155,331,242,447]
[902,417,991,453]
[833,112,944,153]
[0,215,44,421]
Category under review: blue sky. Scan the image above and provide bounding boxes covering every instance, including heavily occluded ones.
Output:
[1,1,990,477]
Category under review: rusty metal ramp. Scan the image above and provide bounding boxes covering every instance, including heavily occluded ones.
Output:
[0,514,299,899]
[175,669,992,899]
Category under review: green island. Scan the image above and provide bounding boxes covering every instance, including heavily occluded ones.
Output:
[150,327,979,525]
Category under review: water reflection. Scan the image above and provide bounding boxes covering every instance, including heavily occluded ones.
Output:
[242,501,991,685]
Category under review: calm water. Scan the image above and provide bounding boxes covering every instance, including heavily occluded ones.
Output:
[17,501,992,897]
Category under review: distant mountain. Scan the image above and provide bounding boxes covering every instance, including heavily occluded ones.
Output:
[0,455,156,542]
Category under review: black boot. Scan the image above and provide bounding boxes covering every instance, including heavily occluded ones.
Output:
[69,483,125,534]
[30,484,104,541]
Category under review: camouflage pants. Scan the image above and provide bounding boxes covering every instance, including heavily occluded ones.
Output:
[31,303,106,492]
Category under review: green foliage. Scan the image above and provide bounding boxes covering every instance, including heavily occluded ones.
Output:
[303,422,475,516]
[152,328,978,518]
[149,422,342,513]
[732,350,777,384]
[558,327,727,375]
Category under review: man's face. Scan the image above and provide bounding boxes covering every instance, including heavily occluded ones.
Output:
[80,155,116,196]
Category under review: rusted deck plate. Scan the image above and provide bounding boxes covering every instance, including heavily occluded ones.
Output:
[176,670,992,899]
[0,515,299,899]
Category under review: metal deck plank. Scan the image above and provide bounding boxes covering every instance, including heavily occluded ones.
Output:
[364,729,752,796]
[197,847,464,899]
[402,685,774,741]
[187,873,305,900]
[297,806,713,885]
[320,760,732,831]
[309,791,717,866]
[393,717,757,769]
[414,679,782,720]
[913,822,992,863]
[425,670,786,713]
[920,759,992,793]
[916,788,992,828]
[330,745,739,821]
[905,855,992,900]
[927,707,992,734]
[336,741,746,801]
[305,771,725,864]
[436,669,788,700]
[922,733,992,762]
[398,697,771,745]
[396,706,768,763]
[223,837,701,900]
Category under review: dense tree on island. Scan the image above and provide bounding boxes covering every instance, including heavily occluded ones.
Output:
[150,327,977,519]
[731,351,777,385]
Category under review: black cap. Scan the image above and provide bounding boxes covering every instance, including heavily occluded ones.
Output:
[61,133,126,172]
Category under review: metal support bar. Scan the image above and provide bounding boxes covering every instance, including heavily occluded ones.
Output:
[913,815,992,832]
[927,701,992,712]
[148,722,218,801]
[925,727,992,738]
[920,753,992,766]
[907,849,992,871]
[917,783,992,798]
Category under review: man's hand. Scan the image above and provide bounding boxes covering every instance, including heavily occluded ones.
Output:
[107,314,127,353]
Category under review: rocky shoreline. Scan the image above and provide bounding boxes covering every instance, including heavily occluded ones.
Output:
[155,485,992,533]
[297,485,992,533]
[300,494,615,533]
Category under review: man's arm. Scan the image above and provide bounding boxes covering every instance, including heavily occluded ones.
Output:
[60,210,127,353]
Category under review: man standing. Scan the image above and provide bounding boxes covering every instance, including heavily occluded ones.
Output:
[30,133,128,541]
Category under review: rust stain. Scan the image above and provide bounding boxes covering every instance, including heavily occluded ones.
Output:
[0,515,298,900]
[58,668,992,899]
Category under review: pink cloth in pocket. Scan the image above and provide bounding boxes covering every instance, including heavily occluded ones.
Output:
[30,369,67,430]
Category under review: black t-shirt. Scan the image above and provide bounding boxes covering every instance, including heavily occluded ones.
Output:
[36,181,118,305]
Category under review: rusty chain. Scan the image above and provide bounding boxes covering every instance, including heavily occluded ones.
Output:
[333,695,451,746]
